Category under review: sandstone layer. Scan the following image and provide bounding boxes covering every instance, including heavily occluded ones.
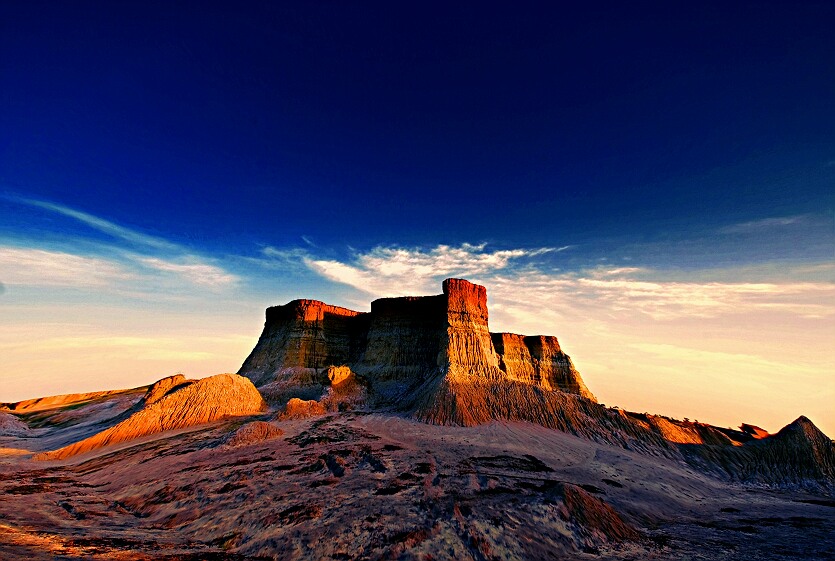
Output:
[35,374,266,460]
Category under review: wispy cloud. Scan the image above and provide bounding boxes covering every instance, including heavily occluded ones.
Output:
[11,197,182,251]
[718,214,810,234]
[233,246,314,272]
[0,246,238,294]
[306,242,556,297]
[1,198,238,292]
[138,257,237,287]
[0,247,136,287]
[300,242,835,321]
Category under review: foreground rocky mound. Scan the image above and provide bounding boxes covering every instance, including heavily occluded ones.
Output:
[35,374,266,460]
[220,420,284,448]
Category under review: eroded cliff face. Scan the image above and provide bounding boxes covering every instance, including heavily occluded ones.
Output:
[353,294,446,391]
[493,333,595,400]
[238,278,597,420]
[238,299,369,387]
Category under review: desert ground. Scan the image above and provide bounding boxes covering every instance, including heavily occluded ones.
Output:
[1,388,833,561]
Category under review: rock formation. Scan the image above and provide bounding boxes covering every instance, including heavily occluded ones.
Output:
[239,278,597,418]
[492,333,595,398]
[221,420,284,448]
[235,278,835,476]
[35,374,266,460]
[277,397,327,420]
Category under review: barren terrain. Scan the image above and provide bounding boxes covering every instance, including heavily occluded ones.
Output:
[1,391,833,560]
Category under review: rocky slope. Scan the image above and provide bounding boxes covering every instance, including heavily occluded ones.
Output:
[0,412,31,437]
[34,374,266,460]
[683,416,835,488]
[1,411,833,560]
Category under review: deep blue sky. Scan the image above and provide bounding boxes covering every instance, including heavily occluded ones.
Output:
[2,1,833,266]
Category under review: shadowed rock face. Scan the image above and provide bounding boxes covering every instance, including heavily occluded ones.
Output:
[354,294,447,390]
[238,278,597,413]
[239,300,369,386]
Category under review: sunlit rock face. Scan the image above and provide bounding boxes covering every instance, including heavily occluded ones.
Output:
[493,333,596,400]
[238,278,597,418]
[35,374,266,460]
[441,278,502,379]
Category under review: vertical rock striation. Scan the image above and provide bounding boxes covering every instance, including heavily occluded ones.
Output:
[352,294,447,394]
[442,278,502,379]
